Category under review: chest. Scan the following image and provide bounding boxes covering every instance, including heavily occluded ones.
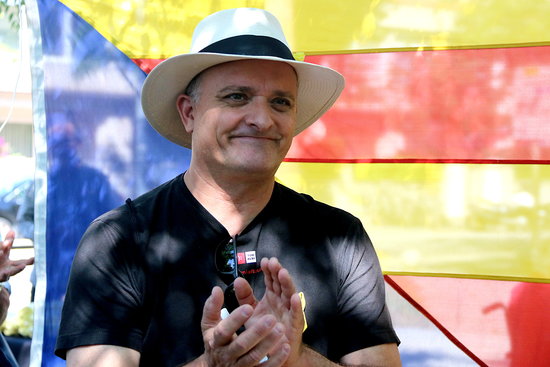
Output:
[137,218,343,365]
[140,242,340,366]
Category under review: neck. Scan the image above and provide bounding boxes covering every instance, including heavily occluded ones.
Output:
[184,168,275,236]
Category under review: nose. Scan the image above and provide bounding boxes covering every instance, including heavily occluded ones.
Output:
[245,97,273,130]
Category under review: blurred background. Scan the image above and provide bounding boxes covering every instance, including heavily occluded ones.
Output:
[0,1,34,364]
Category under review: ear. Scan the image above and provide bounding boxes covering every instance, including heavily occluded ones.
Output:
[176,94,195,133]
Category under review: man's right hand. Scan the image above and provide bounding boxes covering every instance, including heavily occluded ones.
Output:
[199,286,291,367]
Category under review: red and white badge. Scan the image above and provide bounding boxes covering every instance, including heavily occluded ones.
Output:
[237,251,257,264]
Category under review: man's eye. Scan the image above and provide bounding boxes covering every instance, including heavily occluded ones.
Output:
[226,93,247,101]
[272,97,292,107]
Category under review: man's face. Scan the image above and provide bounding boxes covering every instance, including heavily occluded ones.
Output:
[178,59,298,179]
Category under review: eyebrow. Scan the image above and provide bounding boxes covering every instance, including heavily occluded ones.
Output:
[216,85,296,101]
[216,86,253,96]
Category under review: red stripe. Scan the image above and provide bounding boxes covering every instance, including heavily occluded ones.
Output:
[287,46,550,162]
[132,58,164,73]
[385,275,488,367]
[284,158,550,164]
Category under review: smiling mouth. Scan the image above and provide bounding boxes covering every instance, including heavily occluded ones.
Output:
[231,135,279,142]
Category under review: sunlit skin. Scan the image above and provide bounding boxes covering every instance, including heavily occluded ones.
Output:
[177,60,298,185]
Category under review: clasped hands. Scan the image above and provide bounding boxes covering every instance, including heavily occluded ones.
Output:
[200,257,305,367]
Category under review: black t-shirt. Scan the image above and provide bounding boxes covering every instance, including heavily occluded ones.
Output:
[55,174,399,366]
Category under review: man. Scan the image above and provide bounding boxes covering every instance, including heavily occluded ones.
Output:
[55,8,401,366]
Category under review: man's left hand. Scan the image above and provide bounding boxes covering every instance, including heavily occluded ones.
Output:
[235,257,306,366]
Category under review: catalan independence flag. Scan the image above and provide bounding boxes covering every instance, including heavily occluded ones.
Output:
[27,1,550,366]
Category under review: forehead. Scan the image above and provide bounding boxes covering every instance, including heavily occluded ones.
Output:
[199,59,297,91]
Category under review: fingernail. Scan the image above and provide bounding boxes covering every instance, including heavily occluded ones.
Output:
[241,306,252,317]
[274,324,284,334]
[264,317,275,328]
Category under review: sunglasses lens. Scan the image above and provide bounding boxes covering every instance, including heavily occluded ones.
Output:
[215,239,242,309]
[215,239,236,274]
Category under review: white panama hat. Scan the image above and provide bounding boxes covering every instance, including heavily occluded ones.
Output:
[141,8,345,149]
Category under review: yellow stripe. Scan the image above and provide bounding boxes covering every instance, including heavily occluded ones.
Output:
[59,0,260,59]
[276,162,550,282]
[60,0,550,59]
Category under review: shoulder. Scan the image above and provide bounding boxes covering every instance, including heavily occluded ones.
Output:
[129,174,185,210]
[272,183,372,260]
[80,175,185,245]
[100,175,185,225]
[275,182,362,229]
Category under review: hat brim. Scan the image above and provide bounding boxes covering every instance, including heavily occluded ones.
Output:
[141,53,345,149]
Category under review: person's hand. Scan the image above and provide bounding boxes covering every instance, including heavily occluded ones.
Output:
[235,258,306,366]
[199,285,291,366]
[0,231,34,282]
[0,286,9,325]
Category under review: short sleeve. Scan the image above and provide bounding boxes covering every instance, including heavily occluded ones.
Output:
[55,211,146,358]
[332,217,399,357]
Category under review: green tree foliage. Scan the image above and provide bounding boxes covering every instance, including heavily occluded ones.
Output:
[0,0,25,29]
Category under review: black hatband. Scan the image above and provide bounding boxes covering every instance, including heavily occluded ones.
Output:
[199,35,295,60]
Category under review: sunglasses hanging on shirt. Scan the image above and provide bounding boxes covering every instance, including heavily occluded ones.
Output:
[215,237,243,312]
